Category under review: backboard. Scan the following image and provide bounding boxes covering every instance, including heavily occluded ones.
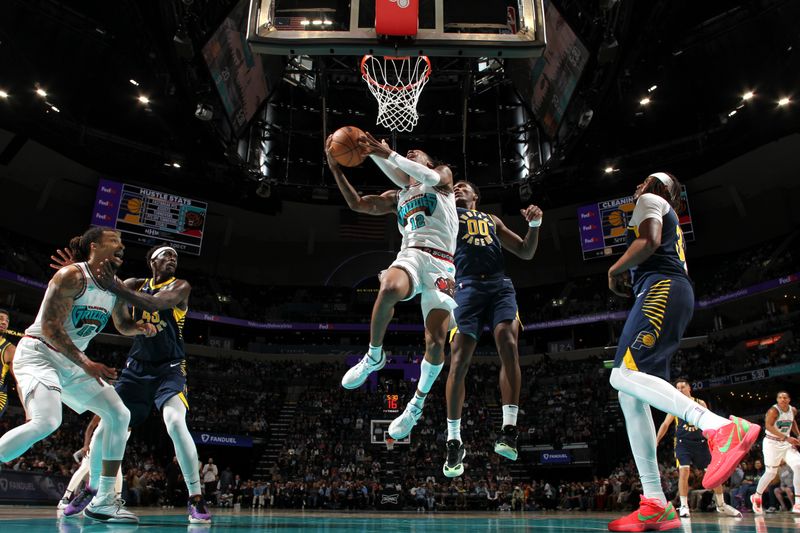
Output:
[370,420,410,445]
[247,0,546,58]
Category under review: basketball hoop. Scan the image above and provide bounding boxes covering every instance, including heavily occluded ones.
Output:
[361,55,431,132]
[385,436,395,451]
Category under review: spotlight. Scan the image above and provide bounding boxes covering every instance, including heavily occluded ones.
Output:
[300,20,310,26]
[312,19,323,25]
[778,97,791,106]
[648,85,657,93]
[728,109,737,117]
[172,162,181,168]
[639,97,650,106]
[604,166,616,174]
[129,79,140,86]
[323,20,333,25]
[742,91,754,101]
[0,90,8,99]
[138,95,150,105]
[49,105,60,113]
[35,87,47,98]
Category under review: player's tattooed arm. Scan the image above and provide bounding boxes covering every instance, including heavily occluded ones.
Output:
[41,267,117,383]
[492,205,543,260]
[327,144,398,215]
[111,299,157,337]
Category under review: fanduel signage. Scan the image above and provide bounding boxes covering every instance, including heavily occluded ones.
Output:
[540,451,572,464]
[0,471,67,503]
[191,432,253,448]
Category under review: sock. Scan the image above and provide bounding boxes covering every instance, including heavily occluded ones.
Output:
[610,367,730,431]
[714,492,725,507]
[418,359,443,394]
[680,495,688,508]
[97,475,116,500]
[447,419,462,442]
[368,344,383,363]
[502,405,519,427]
[409,392,425,413]
[618,391,666,505]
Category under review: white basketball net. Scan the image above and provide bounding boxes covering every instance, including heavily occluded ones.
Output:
[361,55,431,132]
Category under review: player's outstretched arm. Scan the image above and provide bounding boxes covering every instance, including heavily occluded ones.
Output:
[41,267,117,384]
[111,299,157,337]
[360,132,451,188]
[95,262,190,313]
[493,205,543,260]
[327,135,398,216]
[1,342,15,366]
[655,414,675,445]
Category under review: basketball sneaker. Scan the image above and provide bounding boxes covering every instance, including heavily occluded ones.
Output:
[678,505,690,518]
[388,401,422,439]
[716,503,742,518]
[494,425,519,461]
[63,487,96,517]
[702,416,761,489]
[608,496,680,532]
[84,495,139,523]
[188,495,212,523]
[751,493,764,515]
[442,439,466,478]
[57,496,70,517]
[341,350,386,389]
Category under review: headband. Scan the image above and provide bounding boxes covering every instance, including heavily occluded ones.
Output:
[649,172,675,194]
[151,246,177,261]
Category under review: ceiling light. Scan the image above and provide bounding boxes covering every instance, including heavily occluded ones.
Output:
[648,85,657,93]
[639,97,650,106]
[778,97,791,106]
[129,79,140,86]
[35,88,47,98]
[0,90,8,99]
[742,91,754,101]
[323,20,333,25]
[300,20,310,26]
[49,105,60,113]
[172,162,181,168]
[604,166,616,174]
[728,109,737,117]
[312,19,323,25]
[138,95,150,105]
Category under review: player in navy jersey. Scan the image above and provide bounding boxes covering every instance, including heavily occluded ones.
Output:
[53,244,210,524]
[656,378,741,518]
[442,180,542,478]
[606,172,759,532]
[0,309,17,419]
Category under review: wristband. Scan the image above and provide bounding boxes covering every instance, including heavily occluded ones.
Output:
[528,219,542,228]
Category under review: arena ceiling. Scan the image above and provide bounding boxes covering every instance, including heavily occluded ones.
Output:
[0,0,798,212]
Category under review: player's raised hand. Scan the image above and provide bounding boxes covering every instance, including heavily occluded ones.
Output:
[358,132,392,159]
[608,271,632,297]
[82,359,118,385]
[49,247,75,271]
[520,205,543,224]
[788,436,800,447]
[325,135,340,170]
[95,259,122,290]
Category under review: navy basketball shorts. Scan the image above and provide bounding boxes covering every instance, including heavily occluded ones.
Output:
[453,275,519,340]
[115,357,188,427]
[675,438,711,468]
[613,274,694,381]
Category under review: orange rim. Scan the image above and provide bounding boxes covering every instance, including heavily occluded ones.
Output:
[361,55,431,92]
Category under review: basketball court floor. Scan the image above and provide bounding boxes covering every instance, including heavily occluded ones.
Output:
[1,508,798,532]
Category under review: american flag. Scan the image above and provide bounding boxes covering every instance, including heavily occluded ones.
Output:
[273,17,307,30]
[339,210,388,240]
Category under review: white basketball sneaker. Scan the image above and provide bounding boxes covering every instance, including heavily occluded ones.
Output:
[84,495,139,523]
[679,505,690,518]
[389,401,422,440]
[341,350,386,389]
[716,503,742,518]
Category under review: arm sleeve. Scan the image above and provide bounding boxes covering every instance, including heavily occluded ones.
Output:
[388,151,442,186]
[369,155,410,188]
[631,193,670,225]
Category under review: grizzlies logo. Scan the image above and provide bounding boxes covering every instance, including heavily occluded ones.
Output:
[71,305,111,337]
[435,277,455,298]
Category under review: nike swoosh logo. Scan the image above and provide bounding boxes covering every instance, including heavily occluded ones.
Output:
[636,291,645,298]
[170,361,182,368]
[718,429,736,453]
[638,512,660,521]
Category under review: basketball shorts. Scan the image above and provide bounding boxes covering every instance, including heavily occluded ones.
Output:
[614,274,694,380]
[115,357,188,427]
[762,437,800,468]
[386,247,458,322]
[452,275,519,340]
[675,438,711,468]
[12,337,110,414]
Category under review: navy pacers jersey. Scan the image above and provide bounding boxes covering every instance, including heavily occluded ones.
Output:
[626,193,689,286]
[0,337,11,417]
[454,208,505,278]
[675,398,704,442]
[129,278,186,363]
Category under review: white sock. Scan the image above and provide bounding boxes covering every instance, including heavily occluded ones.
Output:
[409,392,425,412]
[502,405,519,427]
[714,492,725,507]
[96,475,116,500]
[680,495,688,507]
[447,419,462,442]
[418,359,443,394]
[368,344,382,362]
[610,367,730,431]
[618,391,666,505]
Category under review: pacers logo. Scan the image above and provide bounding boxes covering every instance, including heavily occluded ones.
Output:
[632,330,657,350]
[389,0,410,8]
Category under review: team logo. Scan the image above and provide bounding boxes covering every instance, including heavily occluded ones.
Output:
[389,0,410,8]
[381,494,399,504]
[201,434,210,443]
[0,478,7,492]
[632,330,657,350]
[71,305,111,337]
[435,277,455,298]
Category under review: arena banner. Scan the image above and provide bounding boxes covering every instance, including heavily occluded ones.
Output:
[539,451,572,465]
[691,362,800,391]
[191,431,253,448]
[0,470,68,503]
[696,272,800,308]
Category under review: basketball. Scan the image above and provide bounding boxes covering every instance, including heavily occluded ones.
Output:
[329,126,366,167]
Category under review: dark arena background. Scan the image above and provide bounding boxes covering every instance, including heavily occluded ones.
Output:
[0,0,799,531]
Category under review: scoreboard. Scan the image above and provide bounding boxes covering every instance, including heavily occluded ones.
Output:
[383,394,400,415]
[91,178,207,255]
[578,187,694,260]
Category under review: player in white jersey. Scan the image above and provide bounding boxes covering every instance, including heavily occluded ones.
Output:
[751,391,800,514]
[0,227,155,523]
[327,132,458,440]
